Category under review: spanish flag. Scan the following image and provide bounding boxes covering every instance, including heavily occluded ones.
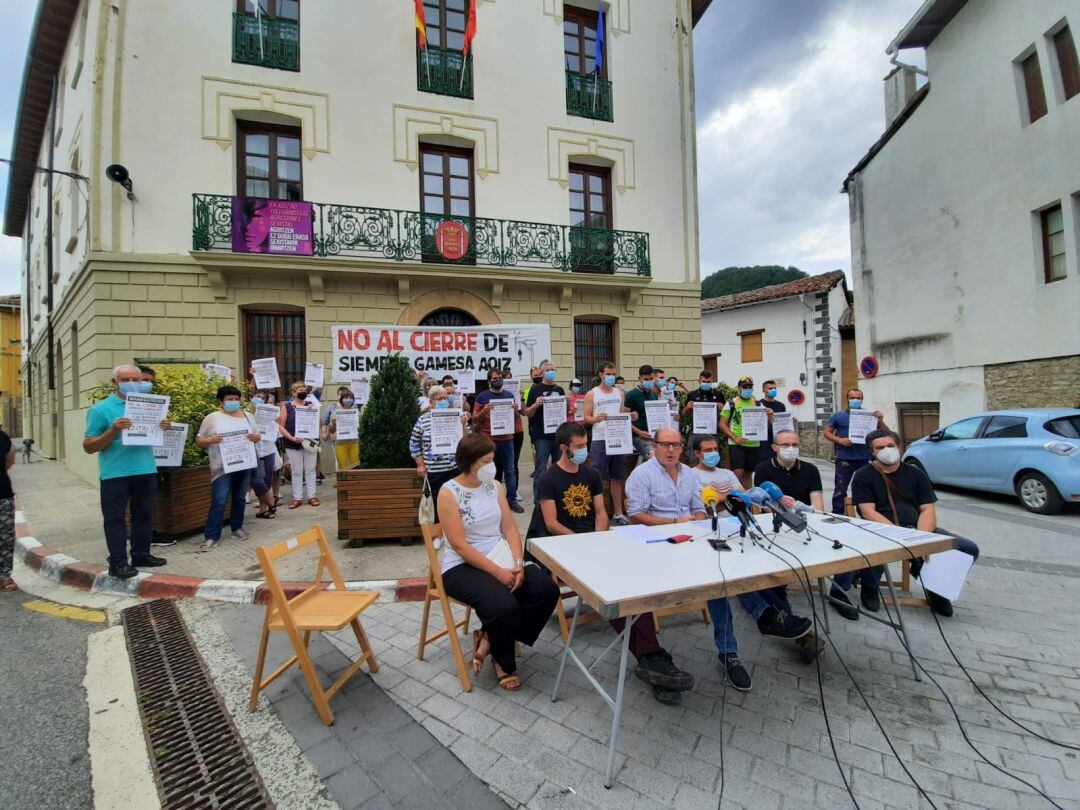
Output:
[414,0,427,48]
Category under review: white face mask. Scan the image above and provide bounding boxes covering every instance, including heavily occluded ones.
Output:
[475,462,497,483]
[778,447,799,463]
[875,447,901,466]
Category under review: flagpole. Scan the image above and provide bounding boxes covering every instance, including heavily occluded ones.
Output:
[458,51,467,92]
[592,67,599,113]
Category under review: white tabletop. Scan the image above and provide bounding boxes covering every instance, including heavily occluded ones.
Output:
[528,514,956,618]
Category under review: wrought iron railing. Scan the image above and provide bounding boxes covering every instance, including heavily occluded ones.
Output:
[417,45,473,99]
[232,12,300,71]
[192,194,649,276]
[566,71,613,121]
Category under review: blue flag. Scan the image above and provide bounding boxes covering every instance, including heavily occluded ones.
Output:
[595,1,605,75]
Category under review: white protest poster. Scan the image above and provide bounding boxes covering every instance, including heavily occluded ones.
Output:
[693,402,718,434]
[219,428,258,474]
[848,410,879,444]
[251,358,280,390]
[542,395,567,434]
[254,404,280,442]
[573,397,585,421]
[502,379,522,408]
[772,411,796,436]
[330,324,552,382]
[457,370,476,394]
[122,393,170,446]
[431,409,465,454]
[350,378,371,405]
[604,413,633,455]
[202,363,232,381]
[915,549,975,601]
[645,400,672,433]
[489,402,514,437]
[741,407,769,443]
[293,406,320,440]
[304,362,325,390]
[153,424,189,467]
[335,408,359,441]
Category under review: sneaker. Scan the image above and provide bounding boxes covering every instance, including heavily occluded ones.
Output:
[130,554,167,568]
[651,685,682,705]
[720,653,752,691]
[150,538,177,547]
[634,650,695,692]
[231,528,250,541]
[756,607,812,640]
[509,501,525,514]
[829,584,860,621]
[926,590,954,617]
[611,515,630,527]
[860,586,881,613]
[108,564,138,579]
[796,632,825,665]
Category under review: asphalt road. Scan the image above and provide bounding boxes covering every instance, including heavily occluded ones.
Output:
[0,591,95,810]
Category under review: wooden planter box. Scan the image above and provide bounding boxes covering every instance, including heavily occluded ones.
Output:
[337,468,423,546]
[153,465,231,539]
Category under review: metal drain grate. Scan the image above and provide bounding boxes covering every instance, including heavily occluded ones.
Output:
[123,599,272,809]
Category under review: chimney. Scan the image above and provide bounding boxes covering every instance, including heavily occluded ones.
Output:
[883,65,918,127]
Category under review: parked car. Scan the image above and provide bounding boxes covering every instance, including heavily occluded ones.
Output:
[903,409,1080,514]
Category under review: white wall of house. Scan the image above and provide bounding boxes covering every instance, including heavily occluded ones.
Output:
[848,0,1080,427]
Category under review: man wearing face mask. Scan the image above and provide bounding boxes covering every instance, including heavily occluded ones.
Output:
[472,368,524,512]
[832,430,981,619]
[624,364,659,465]
[823,388,887,515]
[567,378,586,425]
[584,362,632,526]
[523,360,566,500]
[720,376,762,490]
[682,369,723,429]
[758,379,786,461]
[83,364,172,578]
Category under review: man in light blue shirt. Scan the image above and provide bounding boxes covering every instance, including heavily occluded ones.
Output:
[83,364,171,579]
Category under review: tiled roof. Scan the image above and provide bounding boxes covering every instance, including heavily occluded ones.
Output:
[700,270,847,313]
[0,294,20,308]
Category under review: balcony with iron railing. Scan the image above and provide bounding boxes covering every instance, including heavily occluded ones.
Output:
[232,12,300,71]
[566,71,613,122]
[417,45,473,99]
[192,194,649,277]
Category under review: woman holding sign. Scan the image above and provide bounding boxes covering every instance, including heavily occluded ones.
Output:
[277,381,321,508]
[326,389,361,472]
[195,386,262,552]
[409,386,467,521]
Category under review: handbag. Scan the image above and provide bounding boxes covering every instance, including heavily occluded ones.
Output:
[418,476,435,525]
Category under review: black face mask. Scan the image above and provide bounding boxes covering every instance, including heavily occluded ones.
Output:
[490,380,504,391]
[531,377,542,385]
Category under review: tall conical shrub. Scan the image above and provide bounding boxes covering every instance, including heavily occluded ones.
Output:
[358,354,421,469]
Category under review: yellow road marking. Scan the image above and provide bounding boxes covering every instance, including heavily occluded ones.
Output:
[23,599,108,624]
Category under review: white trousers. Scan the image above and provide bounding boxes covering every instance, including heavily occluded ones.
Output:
[286,445,319,500]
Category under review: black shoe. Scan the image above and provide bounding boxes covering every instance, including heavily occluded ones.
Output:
[108,564,138,579]
[829,584,860,620]
[926,590,954,617]
[860,586,881,613]
[131,554,168,568]
[150,537,177,547]
[634,650,695,692]
[756,607,812,640]
[720,653,751,691]
[509,501,525,514]
[651,685,682,705]
[796,632,825,665]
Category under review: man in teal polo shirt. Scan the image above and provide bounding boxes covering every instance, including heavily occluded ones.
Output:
[83,364,171,578]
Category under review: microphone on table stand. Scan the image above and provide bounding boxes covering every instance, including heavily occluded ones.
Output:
[700,485,732,551]
[723,490,767,551]
[756,481,809,535]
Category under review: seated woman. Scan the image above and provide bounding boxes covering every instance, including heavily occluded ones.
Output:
[438,433,559,691]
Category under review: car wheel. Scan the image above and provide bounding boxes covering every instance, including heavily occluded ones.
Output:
[1015,472,1064,515]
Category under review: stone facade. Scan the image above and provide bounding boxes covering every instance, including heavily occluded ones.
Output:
[984,354,1080,411]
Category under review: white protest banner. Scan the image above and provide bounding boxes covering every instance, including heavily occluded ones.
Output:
[202,363,231,381]
[772,411,796,437]
[604,413,633,455]
[304,362,325,390]
[645,400,673,433]
[591,389,623,440]
[330,324,552,381]
[741,407,769,443]
[250,358,280,390]
[335,408,359,441]
[573,397,585,421]
[542,395,567,434]
[219,428,257,474]
[457,370,476,394]
[122,393,170,446]
[254,404,280,442]
[349,378,371,405]
[153,424,189,467]
[693,402,718,434]
[431,409,465,454]
[848,410,879,444]
[489,402,514,437]
[502,379,522,408]
[293,406,320,440]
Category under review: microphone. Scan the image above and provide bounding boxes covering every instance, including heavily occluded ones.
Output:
[701,485,721,513]
[724,489,765,539]
[756,481,807,533]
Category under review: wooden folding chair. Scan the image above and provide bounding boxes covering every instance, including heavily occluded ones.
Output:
[417,523,474,692]
[553,575,603,643]
[844,497,925,607]
[249,525,380,726]
[653,603,710,632]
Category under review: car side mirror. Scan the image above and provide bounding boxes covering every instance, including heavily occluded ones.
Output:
[927,430,943,442]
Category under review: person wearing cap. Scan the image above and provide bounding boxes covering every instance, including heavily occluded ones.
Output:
[720,376,763,490]
[567,377,587,426]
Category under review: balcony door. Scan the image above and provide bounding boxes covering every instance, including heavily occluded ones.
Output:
[237,122,303,200]
[419,144,475,263]
[568,163,613,272]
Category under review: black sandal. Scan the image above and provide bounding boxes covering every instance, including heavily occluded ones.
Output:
[255,506,276,519]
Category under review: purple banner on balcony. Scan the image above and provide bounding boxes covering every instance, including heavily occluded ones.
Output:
[231,197,314,256]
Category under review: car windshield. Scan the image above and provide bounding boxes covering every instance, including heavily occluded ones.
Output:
[1045,416,1080,438]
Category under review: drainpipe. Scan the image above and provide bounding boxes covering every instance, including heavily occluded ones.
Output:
[886,45,928,77]
[46,72,56,392]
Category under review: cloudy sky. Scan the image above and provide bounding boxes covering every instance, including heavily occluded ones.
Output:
[0,0,923,294]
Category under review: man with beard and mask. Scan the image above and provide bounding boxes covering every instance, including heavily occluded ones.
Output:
[472,368,524,512]
[823,387,887,514]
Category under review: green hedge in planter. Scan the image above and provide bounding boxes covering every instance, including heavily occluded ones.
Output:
[357,355,421,469]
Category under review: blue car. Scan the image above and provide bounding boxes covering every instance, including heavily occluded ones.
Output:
[903,409,1080,514]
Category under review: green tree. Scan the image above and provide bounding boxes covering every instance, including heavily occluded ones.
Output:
[700,265,807,299]
[358,355,421,469]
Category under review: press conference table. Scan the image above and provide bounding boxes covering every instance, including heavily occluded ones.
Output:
[528,514,957,787]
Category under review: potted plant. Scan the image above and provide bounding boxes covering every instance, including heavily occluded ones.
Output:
[91,365,247,538]
[337,354,422,546]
